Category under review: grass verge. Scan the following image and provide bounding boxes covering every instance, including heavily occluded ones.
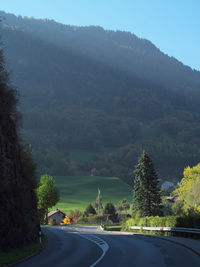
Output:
[104,226,122,231]
[0,232,46,267]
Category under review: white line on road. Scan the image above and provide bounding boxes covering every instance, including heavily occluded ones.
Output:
[61,226,109,266]
[78,234,109,267]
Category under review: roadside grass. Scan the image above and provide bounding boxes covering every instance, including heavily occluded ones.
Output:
[51,175,132,214]
[104,226,122,231]
[0,233,46,267]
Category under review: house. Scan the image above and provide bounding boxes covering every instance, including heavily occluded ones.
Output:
[47,209,66,225]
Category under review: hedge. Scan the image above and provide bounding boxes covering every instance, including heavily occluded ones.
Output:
[122,215,200,232]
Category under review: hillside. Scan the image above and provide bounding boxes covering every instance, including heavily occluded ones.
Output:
[51,176,132,214]
[1,11,200,182]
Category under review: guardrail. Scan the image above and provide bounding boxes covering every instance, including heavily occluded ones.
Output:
[129,226,200,234]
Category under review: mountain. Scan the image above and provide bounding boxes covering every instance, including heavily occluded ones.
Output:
[1,10,200,182]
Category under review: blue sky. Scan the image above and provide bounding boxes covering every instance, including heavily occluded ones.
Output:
[1,0,199,70]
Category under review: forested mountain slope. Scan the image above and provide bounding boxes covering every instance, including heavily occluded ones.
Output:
[1,10,200,182]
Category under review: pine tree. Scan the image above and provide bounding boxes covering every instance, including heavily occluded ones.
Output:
[103,202,118,222]
[133,151,162,217]
[84,204,96,216]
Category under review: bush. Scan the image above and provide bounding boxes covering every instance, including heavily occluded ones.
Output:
[122,215,200,232]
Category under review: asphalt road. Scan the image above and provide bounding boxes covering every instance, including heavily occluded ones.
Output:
[17,226,200,267]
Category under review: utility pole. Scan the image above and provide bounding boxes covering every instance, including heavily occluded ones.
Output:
[98,188,101,215]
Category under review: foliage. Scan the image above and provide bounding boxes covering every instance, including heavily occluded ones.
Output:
[103,202,118,222]
[115,199,130,212]
[0,232,46,267]
[133,151,162,217]
[0,46,39,252]
[162,199,173,216]
[61,216,72,225]
[122,215,200,232]
[104,226,121,231]
[68,210,82,223]
[37,174,60,223]
[171,200,184,216]
[84,204,96,216]
[173,163,200,214]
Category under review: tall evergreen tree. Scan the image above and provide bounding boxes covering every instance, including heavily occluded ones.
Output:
[103,202,118,222]
[0,45,39,252]
[133,151,162,217]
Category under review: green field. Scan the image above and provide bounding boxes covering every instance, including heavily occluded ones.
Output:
[51,176,132,214]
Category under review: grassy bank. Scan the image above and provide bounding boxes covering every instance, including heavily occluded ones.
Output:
[104,226,122,231]
[0,233,46,267]
[51,175,132,214]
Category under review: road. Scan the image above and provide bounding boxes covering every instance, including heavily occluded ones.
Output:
[17,226,200,267]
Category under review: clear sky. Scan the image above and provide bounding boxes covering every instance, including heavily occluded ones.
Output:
[1,0,199,70]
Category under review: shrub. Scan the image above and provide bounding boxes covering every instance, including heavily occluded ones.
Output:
[122,215,200,232]
[61,216,72,225]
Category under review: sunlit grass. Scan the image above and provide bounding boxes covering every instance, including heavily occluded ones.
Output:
[51,175,132,214]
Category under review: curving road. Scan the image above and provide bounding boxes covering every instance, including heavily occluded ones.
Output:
[17,226,200,267]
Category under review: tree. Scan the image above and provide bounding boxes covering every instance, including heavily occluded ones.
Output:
[103,202,118,222]
[37,174,60,224]
[115,199,130,212]
[84,204,96,216]
[69,209,82,223]
[133,151,162,217]
[173,163,200,214]
[61,216,72,225]
[0,45,39,252]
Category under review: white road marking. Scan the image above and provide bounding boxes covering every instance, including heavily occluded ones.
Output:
[61,226,109,266]
[78,234,109,267]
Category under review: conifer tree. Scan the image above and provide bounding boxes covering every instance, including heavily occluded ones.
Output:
[0,46,39,252]
[133,151,162,217]
[103,202,118,222]
[84,204,96,216]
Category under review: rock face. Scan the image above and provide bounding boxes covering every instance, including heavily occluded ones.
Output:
[0,49,39,252]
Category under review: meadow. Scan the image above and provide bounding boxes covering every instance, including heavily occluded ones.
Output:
[51,175,132,214]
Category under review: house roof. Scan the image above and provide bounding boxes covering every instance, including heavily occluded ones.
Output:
[48,209,65,217]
